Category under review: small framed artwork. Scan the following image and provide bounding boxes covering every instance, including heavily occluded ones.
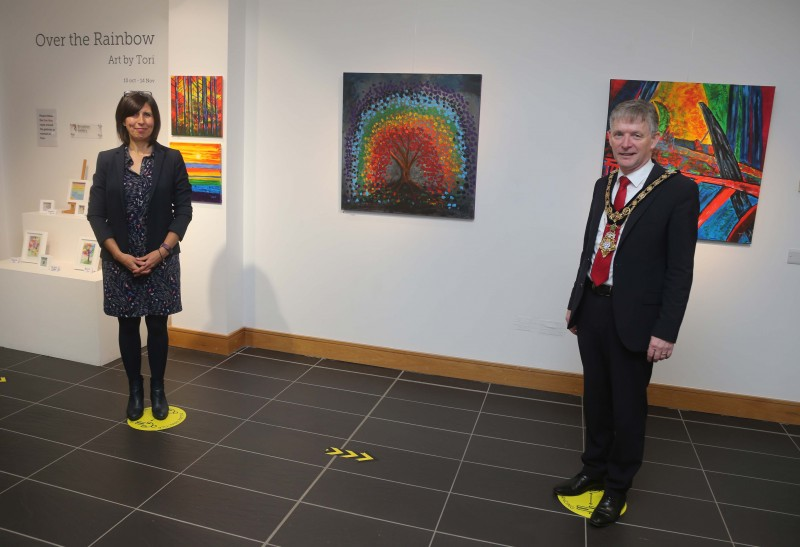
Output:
[68,180,88,203]
[21,230,48,263]
[74,201,88,216]
[75,236,101,272]
[39,255,51,268]
[39,199,56,213]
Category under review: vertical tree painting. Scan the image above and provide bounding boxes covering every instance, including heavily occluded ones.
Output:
[171,76,223,137]
[605,79,775,244]
[169,142,222,204]
[342,73,482,219]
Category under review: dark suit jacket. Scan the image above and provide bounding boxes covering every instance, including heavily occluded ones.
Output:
[567,164,699,352]
[87,143,193,261]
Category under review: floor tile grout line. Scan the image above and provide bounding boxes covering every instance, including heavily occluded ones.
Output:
[381,393,484,413]
[427,383,491,547]
[0,526,63,546]
[0,398,123,426]
[0,472,26,498]
[684,418,800,436]
[716,500,800,519]
[236,348,323,367]
[782,423,800,452]
[0,397,41,425]
[262,370,403,546]
[129,507,265,544]
[704,468,800,487]
[4,353,45,369]
[87,356,327,547]
[447,490,587,520]
[289,499,445,536]
[433,531,512,546]
[679,408,736,546]
[691,440,800,460]
[610,520,750,545]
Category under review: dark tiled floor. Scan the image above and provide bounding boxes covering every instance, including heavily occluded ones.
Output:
[0,345,798,546]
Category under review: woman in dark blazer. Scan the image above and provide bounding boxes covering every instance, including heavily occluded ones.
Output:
[88,91,192,421]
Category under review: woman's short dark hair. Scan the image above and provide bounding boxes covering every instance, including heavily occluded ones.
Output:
[115,91,161,146]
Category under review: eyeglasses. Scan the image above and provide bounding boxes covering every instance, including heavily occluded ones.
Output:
[122,90,152,98]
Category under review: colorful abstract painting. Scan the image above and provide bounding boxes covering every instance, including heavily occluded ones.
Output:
[342,73,482,219]
[171,76,223,137]
[169,142,222,204]
[605,80,775,244]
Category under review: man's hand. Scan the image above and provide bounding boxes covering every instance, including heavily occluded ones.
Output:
[566,310,577,335]
[648,336,674,362]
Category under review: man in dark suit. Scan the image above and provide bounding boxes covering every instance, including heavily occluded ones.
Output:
[554,100,699,526]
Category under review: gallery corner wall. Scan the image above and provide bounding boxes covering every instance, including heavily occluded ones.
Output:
[167,0,246,336]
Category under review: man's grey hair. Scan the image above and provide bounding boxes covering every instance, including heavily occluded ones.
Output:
[609,99,659,135]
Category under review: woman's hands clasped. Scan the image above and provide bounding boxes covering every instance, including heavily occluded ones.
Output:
[115,250,164,277]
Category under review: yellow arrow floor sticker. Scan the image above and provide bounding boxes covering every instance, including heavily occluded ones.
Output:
[558,490,628,519]
[127,406,187,431]
[325,447,375,462]
[0,377,6,382]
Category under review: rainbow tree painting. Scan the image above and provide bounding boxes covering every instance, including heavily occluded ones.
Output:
[169,142,222,204]
[342,73,482,219]
[605,79,775,244]
[171,76,223,137]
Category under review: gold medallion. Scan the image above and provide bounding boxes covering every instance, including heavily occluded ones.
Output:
[599,225,618,257]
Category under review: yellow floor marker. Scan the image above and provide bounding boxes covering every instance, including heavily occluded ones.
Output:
[0,377,6,382]
[557,490,628,519]
[127,406,186,431]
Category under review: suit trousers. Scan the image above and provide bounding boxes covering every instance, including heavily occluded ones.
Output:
[576,283,653,495]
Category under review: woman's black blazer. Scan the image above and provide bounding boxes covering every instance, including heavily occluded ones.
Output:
[88,143,193,261]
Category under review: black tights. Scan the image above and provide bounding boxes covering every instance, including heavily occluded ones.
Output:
[118,315,169,381]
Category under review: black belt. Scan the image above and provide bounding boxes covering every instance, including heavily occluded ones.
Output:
[588,281,613,296]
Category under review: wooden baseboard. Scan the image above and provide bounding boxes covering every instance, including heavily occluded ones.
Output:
[168,326,800,425]
[169,326,246,356]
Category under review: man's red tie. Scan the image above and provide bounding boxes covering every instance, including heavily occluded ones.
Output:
[590,176,630,287]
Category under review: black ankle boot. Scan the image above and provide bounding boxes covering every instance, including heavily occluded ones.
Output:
[150,378,169,420]
[127,375,144,421]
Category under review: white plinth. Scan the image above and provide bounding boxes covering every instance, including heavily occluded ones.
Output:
[0,260,120,366]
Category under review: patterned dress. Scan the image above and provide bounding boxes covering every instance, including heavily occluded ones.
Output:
[102,149,182,318]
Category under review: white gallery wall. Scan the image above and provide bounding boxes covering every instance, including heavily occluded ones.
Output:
[245,0,800,402]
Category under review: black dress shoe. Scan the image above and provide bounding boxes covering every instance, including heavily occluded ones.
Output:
[589,491,626,527]
[553,473,604,497]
